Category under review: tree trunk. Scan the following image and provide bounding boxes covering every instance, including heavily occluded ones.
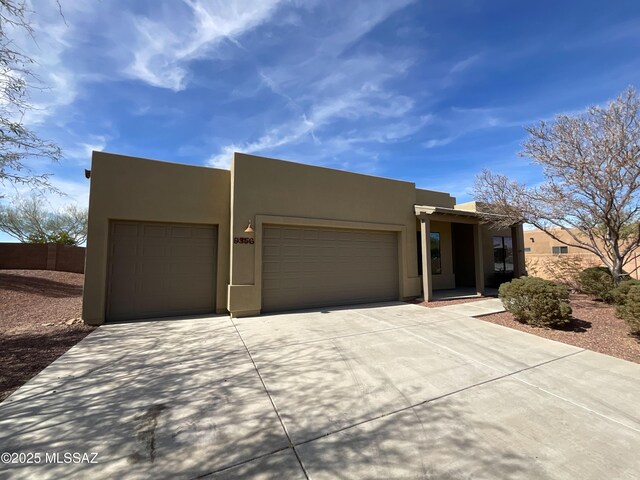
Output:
[611,258,626,285]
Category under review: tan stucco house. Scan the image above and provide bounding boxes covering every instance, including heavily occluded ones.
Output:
[82,151,525,324]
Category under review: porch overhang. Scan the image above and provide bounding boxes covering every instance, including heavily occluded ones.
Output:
[415,204,486,302]
[415,205,482,224]
[414,204,523,226]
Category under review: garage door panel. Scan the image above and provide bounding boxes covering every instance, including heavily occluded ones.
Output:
[302,230,319,240]
[112,237,138,257]
[107,221,217,321]
[168,261,211,276]
[171,226,194,238]
[317,230,336,241]
[143,225,168,237]
[262,225,398,312]
[109,283,135,303]
[282,228,302,239]
[113,223,138,237]
[193,227,215,239]
[141,242,167,257]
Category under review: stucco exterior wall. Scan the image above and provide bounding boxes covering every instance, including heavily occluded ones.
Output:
[415,188,456,208]
[82,152,230,325]
[228,153,423,316]
[524,228,639,280]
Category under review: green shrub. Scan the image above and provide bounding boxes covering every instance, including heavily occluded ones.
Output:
[499,276,572,328]
[616,285,640,334]
[578,267,616,302]
[611,279,640,307]
[612,282,640,334]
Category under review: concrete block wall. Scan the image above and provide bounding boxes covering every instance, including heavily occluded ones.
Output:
[0,243,85,273]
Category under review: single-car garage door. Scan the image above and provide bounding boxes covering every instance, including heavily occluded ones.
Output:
[107,221,217,321]
[262,225,399,312]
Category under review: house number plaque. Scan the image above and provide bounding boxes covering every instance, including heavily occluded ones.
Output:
[234,237,255,244]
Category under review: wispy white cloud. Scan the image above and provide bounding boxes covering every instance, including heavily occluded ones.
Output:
[208,0,421,167]
[422,106,524,149]
[207,116,313,168]
[46,176,91,209]
[7,1,85,124]
[63,135,108,164]
[449,53,483,75]
[126,0,288,91]
[207,84,419,169]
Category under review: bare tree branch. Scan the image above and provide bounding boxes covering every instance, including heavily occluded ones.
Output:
[0,195,87,245]
[474,86,640,284]
[0,0,62,196]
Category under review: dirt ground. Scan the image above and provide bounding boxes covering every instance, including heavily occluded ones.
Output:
[414,296,492,308]
[0,270,95,402]
[479,294,640,364]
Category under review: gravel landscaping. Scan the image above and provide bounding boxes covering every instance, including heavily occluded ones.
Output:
[414,297,489,308]
[0,270,95,402]
[479,294,640,364]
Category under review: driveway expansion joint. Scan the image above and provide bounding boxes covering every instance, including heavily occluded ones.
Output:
[189,446,293,479]
[228,318,310,480]
[293,349,587,448]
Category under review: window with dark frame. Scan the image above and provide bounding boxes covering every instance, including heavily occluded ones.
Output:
[416,230,442,275]
[552,246,568,254]
[493,236,514,272]
[430,232,441,275]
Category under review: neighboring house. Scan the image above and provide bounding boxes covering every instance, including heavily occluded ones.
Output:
[82,152,526,324]
[524,228,640,280]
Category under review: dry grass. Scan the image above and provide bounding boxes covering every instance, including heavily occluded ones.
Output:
[0,270,95,402]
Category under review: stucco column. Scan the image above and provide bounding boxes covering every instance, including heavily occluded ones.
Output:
[420,217,433,302]
[511,224,525,277]
[473,223,485,295]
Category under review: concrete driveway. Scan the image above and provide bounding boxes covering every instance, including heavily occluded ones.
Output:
[1,301,639,479]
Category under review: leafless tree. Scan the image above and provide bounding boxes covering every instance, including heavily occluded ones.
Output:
[0,0,61,196]
[474,87,640,284]
[0,195,87,244]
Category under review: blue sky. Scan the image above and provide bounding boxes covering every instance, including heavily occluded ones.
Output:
[3,0,640,241]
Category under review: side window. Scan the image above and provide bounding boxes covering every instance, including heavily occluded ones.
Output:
[552,246,568,254]
[416,231,422,275]
[493,236,514,272]
[430,232,441,275]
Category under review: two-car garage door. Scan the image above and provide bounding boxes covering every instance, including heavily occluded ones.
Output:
[262,225,399,312]
[107,221,217,321]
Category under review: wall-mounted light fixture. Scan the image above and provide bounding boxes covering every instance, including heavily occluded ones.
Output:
[84,169,91,179]
[244,220,254,234]
[530,237,534,243]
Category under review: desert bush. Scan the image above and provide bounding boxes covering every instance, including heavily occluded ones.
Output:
[578,267,616,302]
[611,280,640,334]
[499,276,572,328]
[614,284,640,334]
[611,279,640,306]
